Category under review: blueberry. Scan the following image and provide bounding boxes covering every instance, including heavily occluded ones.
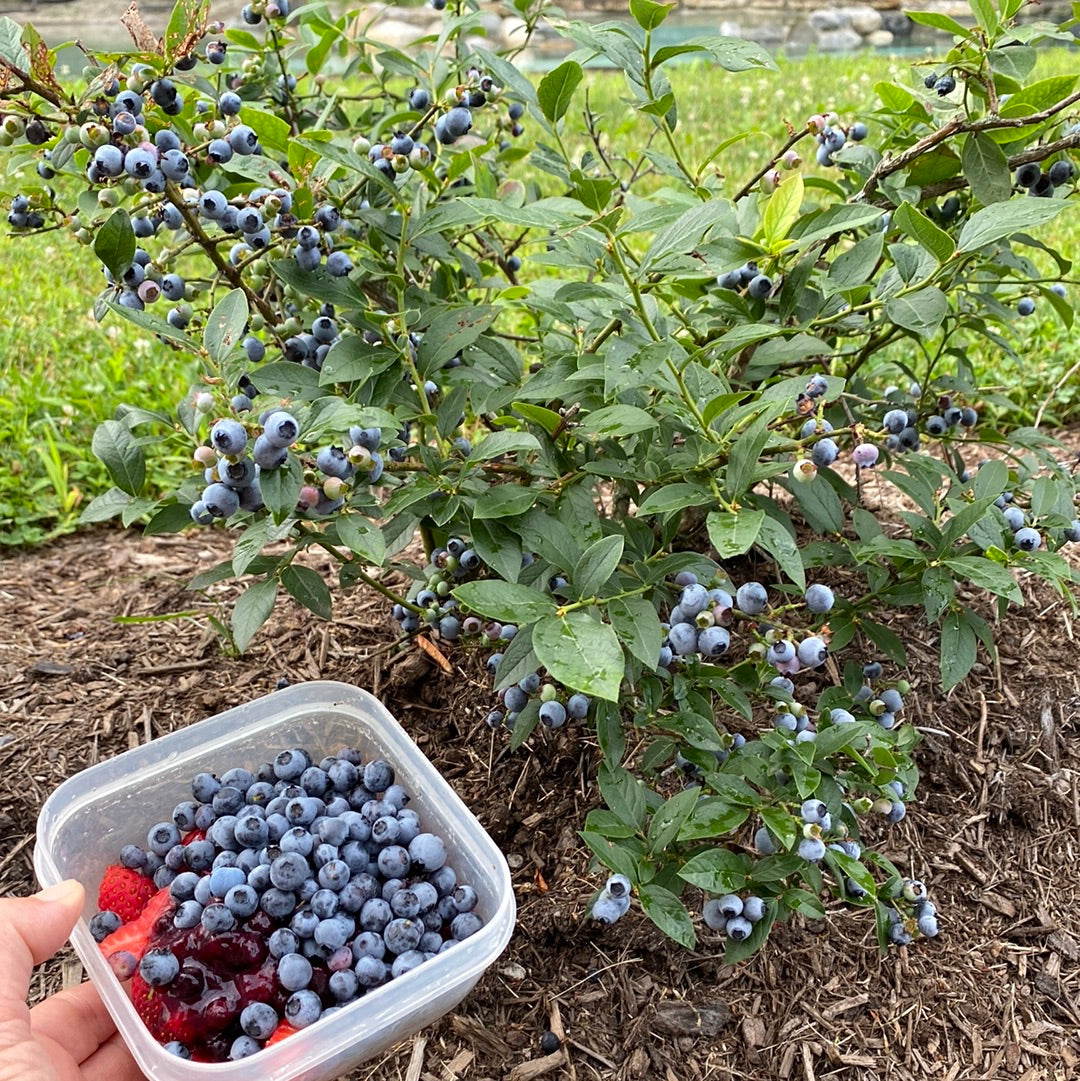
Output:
[747,273,773,299]
[408,833,446,872]
[924,415,947,437]
[1048,159,1074,187]
[263,412,300,449]
[668,622,698,656]
[89,910,122,942]
[811,438,839,467]
[201,902,236,934]
[742,895,766,922]
[1017,297,1035,317]
[139,948,180,987]
[697,625,730,658]
[735,581,768,614]
[363,759,394,793]
[354,954,388,987]
[797,636,828,668]
[277,951,313,991]
[1014,526,1041,551]
[798,837,827,861]
[284,989,322,1028]
[566,693,591,719]
[147,821,181,856]
[726,915,753,941]
[935,74,956,96]
[409,87,431,110]
[539,700,567,728]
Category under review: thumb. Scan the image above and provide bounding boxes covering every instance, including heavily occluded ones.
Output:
[0,880,85,998]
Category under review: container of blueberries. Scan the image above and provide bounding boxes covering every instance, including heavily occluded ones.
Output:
[34,680,516,1081]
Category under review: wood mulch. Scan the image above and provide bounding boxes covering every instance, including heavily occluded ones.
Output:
[2,526,1079,1081]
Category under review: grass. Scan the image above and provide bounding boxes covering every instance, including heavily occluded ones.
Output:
[1,45,1078,544]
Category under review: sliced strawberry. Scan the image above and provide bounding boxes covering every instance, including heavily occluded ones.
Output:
[265,1021,301,1046]
[100,886,174,963]
[98,864,158,923]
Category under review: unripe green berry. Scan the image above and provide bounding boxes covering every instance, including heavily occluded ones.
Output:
[540,683,557,703]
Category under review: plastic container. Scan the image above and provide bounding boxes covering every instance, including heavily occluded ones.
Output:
[34,680,515,1081]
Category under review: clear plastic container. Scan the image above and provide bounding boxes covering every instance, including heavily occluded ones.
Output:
[34,680,515,1081]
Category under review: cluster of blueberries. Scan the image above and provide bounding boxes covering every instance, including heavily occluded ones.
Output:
[810,114,868,168]
[589,874,633,924]
[658,571,836,679]
[880,389,978,454]
[1014,158,1075,200]
[717,260,774,300]
[702,891,769,942]
[389,536,499,638]
[923,71,957,97]
[886,877,940,943]
[190,412,390,524]
[993,489,1080,552]
[90,745,485,1060]
[486,671,591,732]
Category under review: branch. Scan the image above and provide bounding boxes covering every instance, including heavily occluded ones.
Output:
[857,88,1080,203]
[733,125,811,202]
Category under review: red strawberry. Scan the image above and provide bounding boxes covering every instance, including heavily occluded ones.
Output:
[98,864,157,923]
[99,886,174,963]
[265,1021,301,1046]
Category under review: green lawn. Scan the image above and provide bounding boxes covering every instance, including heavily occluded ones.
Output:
[1,46,1077,544]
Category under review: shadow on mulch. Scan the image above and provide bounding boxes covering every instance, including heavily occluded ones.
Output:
[2,527,1079,1081]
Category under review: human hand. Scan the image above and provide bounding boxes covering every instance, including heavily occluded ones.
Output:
[0,880,144,1081]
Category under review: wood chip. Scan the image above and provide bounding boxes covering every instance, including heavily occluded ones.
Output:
[980,892,1018,917]
[506,1050,564,1081]
[652,1000,733,1038]
[405,1035,427,1081]
[30,660,73,676]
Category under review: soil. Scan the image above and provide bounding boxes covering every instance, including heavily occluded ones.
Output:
[2,525,1080,1081]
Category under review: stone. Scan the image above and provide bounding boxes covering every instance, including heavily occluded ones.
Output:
[867,29,895,47]
[844,5,884,34]
[884,12,916,35]
[816,27,864,52]
[809,9,850,32]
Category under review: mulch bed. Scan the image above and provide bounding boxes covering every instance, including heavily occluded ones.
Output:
[2,526,1079,1081]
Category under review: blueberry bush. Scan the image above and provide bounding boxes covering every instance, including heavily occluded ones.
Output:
[3,0,1080,957]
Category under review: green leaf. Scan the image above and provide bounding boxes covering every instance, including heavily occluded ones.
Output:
[91,419,145,496]
[782,888,827,919]
[957,199,1071,253]
[580,831,640,880]
[788,204,883,248]
[468,431,540,461]
[79,486,132,524]
[470,519,523,585]
[508,698,541,751]
[533,611,624,701]
[677,847,748,893]
[706,509,764,558]
[577,405,658,438]
[573,535,624,599]
[473,485,540,520]
[893,202,955,263]
[630,0,674,30]
[608,596,663,670]
[885,287,948,337]
[677,799,750,841]
[762,172,804,248]
[259,456,303,524]
[598,764,647,829]
[281,565,332,620]
[940,609,977,691]
[827,232,884,290]
[417,305,498,371]
[647,787,700,854]
[94,208,135,279]
[452,581,555,624]
[757,514,806,589]
[636,483,714,517]
[231,578,278,653]
[334,513,386,567]
[860,618,907,666]
[638,884,696,948]
[595,699,626,765]
[759,805,797,851]
[962,133,1012,206]
[790,475,845,534]
[537,60,583,124]
[943,556,1023,604]
[906,10,972,35]
[203,288,249,365]
[921,564,955,622]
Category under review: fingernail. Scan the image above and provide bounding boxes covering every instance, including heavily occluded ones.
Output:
[35,879,83,904]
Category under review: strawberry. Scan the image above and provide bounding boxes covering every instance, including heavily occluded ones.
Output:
[265,1021,301,1046]
[99,886,174,963]
[97,864,157,923]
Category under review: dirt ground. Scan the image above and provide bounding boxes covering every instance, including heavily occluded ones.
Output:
[2,526,1080,1081]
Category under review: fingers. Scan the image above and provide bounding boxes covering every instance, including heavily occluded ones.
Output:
[78,1032,145,1081]
[29,981,119,1067]
[0,881,85,1007]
